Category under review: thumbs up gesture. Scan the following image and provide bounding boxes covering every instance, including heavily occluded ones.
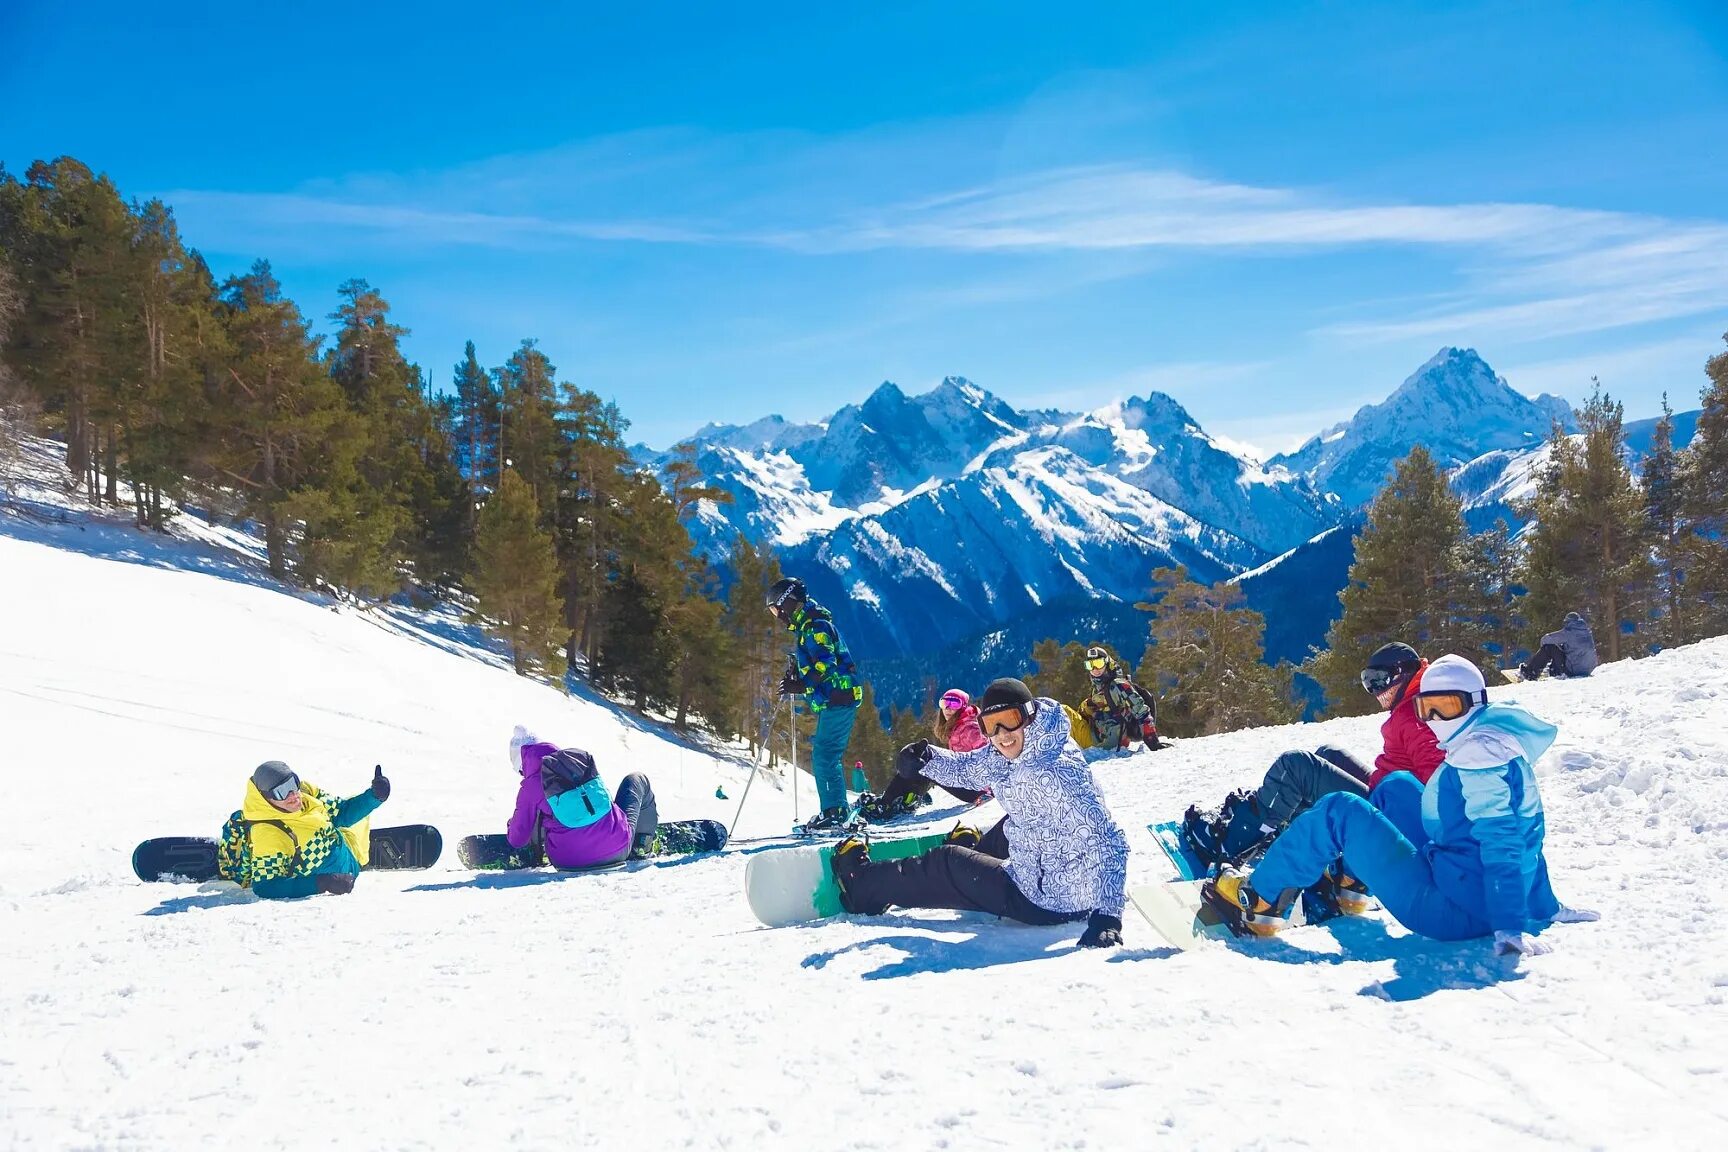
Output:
[371,764,392,802]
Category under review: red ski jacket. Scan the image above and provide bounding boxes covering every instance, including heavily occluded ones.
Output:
[1370,665,1446,790]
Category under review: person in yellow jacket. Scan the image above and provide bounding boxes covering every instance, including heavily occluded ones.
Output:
[215,761,391,899]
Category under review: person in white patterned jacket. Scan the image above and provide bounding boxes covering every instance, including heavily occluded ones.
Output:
[830,677,1130,948]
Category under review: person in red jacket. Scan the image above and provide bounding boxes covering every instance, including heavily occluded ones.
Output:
[1181,642,1442,869]
[1364,642,1445,791]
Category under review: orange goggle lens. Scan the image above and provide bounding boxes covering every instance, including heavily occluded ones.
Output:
[980,706,1030,738]
[1414,691,1473,722]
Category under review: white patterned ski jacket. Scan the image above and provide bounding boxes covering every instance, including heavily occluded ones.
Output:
[921,698,1129,918]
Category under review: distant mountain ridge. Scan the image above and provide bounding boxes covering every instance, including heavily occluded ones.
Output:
[651,349,1695,709]
[1270,347,1576,507]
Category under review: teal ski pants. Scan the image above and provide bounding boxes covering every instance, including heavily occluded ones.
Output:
[811,704,858,814]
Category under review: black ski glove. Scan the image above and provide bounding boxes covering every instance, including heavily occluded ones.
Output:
[371,765,391,802]
[895,740,932,777]
[316,873,356,896]
[777,671,802,698]
[1078,911,1122,949]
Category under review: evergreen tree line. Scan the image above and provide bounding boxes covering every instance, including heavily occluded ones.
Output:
[0,157,800,754]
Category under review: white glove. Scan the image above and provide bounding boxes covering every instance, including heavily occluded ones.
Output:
[1494,930,1552,957]
[1551,906,1600,923]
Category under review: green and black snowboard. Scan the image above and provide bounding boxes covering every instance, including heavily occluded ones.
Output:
[743,831,949,927]
[132,824,444,882]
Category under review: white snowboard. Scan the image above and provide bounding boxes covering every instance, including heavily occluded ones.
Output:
[1129,879,1310,950]
[743,832,950,928]
[1128,880,1234,950]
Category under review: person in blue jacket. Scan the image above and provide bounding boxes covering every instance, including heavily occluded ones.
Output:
[1203,655,1597,956]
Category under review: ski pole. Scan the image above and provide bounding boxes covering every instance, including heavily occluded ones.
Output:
[790,694,798,823]
[728,750,760,841]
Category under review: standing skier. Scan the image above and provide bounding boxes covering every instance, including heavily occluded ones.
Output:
[767,576,864,832]
[1202,655,1596,954]
[1082,647,1161,750]
[831,677,1129,949]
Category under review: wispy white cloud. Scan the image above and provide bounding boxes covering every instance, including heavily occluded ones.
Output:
[164,124,1728,353]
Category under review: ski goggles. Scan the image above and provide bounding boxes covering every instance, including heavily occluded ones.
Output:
[1085,657,1109,672]
[979,704,1032,738]
[1413,691,1481,722]
[939,692,968,712]
[266,774,301,802]
[1360,667,1406,695]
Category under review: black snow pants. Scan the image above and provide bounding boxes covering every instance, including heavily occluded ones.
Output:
[1254,745,1372,827]
[842,818,1084,926]
[1522,643,1569,680]
[888,770,988,807]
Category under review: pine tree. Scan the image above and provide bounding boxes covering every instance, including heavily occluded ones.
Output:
[496,339,561,514]
[843,683,898,790]
[1641,396,1690,646]
[1025,638,1092,710]
[450,340,497,531]
[1308,446,1495,715]
[1137,566,1297,736]
[209,261,347,580]
[1519,384,1653,663]
[555,384,634,670]
[723,535,787,756]
[0,158,136,499]
[1679,336,1728,638]
[470,468,565,678]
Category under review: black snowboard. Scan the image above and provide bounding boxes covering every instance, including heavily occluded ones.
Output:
[457,818,728,871]
[132,824,444,882]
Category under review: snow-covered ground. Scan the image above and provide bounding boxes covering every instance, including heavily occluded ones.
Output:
[4,435,1728,1150]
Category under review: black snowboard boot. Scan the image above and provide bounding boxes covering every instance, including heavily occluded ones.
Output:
[831,835,887,915]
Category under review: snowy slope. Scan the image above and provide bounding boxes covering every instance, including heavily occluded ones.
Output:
[4,447,1728,1148]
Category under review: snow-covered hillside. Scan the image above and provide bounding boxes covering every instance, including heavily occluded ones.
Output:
[4,439,1728,1149]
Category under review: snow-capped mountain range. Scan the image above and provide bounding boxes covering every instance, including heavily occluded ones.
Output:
[650,348,1693,701]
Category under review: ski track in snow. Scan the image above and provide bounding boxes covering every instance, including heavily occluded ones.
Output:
[4,470,1728,1149]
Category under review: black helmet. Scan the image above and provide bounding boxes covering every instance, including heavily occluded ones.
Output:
[766,576,806,618]
[1361,642,1421,697]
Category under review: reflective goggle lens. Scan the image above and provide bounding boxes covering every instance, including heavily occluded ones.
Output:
[1360,668,1397,694]
[1414,692,1472,722]
[980,707,1029,737]
[269,776,301,801]
[940,694,966,711]
[1085,658,1107,671]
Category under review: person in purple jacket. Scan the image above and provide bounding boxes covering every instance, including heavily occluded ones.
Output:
[506,726,661,868]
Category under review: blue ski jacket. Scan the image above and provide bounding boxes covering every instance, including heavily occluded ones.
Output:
[920,698,1129,918]
[1420,703,1562,933]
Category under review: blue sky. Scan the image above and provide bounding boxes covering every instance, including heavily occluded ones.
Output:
[5,0,1727,453]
